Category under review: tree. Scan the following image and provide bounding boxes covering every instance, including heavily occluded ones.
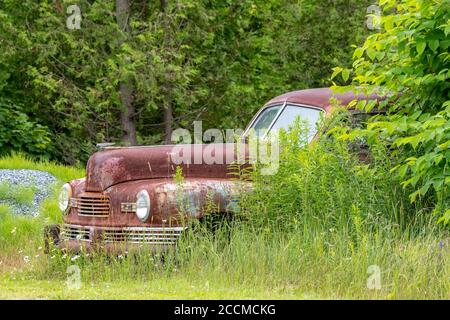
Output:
[0,99,51,157]
[116,0,137,145]
[332,0,450,223]
[0,0,372,163]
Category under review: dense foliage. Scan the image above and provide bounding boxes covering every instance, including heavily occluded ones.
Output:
[1,153,448,299]
[240,122,436,233]
[0,1,449,299]
[332,0,450,222]
[0,0,372,163]
[0,99,51,157]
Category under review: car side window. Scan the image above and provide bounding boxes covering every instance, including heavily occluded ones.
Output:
[251,105,282,137]
[350,112,373,129]
[348,112,378,162]
[270,105,323,141]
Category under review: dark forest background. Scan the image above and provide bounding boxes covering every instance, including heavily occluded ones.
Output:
[0,0,372,164]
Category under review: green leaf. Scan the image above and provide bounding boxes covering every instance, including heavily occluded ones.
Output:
[445,24,450,36]
[437,209,450,225]
[331,67,343,80]
[353,48,364,59]
[366,48,376,61]
[416,40,427,55]
[342,69,350,82]
[428,39,439,52]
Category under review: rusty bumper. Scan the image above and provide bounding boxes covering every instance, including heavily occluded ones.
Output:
[44,223,186,254]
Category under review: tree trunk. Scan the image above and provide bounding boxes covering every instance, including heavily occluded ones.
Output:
[160,0,174,144]
[119,82,136,145]
[163,99,173,144]
[54,0,63,14]
[116,0,137,145]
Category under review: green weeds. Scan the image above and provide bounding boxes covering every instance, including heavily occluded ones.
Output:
[0,143,448,299]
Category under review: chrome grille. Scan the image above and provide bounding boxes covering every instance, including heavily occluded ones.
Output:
[60,224,91,242]
[74,194,110,217]
[103,227,185,245]
[59,224,185,245]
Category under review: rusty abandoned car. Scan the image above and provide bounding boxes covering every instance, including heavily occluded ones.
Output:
[45,88,383,253]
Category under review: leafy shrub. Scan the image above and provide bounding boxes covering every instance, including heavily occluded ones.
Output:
[239,121,437,241]
[332,0,450,223]
[0,99,51,158]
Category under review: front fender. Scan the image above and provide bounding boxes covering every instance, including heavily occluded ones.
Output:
[63,178,249,228]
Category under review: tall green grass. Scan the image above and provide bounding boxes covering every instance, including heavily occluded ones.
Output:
[0,153,84,182]
[0,154,83,267]
[0,139,448,299]
[0,181,37,205]
[28,222,449,299]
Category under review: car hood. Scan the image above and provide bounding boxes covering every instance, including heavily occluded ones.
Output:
[85,143,249,192]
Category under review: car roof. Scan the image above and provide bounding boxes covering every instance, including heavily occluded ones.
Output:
[264,88,384,112]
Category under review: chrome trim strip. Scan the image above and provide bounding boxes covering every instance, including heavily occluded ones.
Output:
[60,225,92,242]
[77,214,109,218]
[62,223,186,232]
[121,203,137,213]
[261,101,287,140]
[122,226,186,232]
[242,102,284,138]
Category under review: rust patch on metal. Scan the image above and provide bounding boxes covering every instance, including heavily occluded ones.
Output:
[84,144,250,192]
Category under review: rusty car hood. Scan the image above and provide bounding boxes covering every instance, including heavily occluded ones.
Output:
[85,144,248,192]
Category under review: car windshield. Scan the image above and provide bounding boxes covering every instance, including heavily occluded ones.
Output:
[249,104,323,140]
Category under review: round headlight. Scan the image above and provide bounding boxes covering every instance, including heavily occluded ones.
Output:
[136,190,151,222]
[58,183,72,213]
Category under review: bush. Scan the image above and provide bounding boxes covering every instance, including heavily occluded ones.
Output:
[239,121,438,240]
[332,0,450,223]
[0,99,51,158]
